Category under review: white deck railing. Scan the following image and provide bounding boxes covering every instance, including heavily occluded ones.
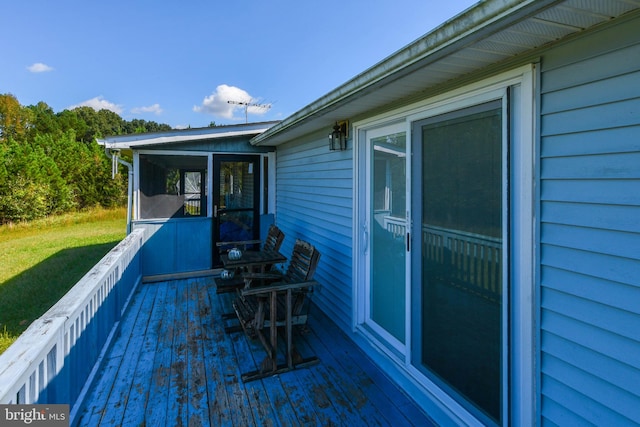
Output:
[382,218,502,301]
[423,224,502,302]
[0,228,144,421]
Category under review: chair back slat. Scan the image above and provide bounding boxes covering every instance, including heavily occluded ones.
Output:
[263,225,285,252]
[284,240,320,284]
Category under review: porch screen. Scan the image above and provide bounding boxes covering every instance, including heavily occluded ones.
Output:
[139,154,207,219]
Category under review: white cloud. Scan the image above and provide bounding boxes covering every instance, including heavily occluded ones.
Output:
[131,103,163,115]
[68,96,123,114]
[193,84,270,120]
[27,63,54,73]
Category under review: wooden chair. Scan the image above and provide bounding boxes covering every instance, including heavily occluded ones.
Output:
[215,224,285,293]
[229,239,321,382]
[217,223,285,254]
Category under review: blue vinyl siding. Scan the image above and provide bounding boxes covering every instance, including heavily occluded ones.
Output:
[275,130,353,332]
[134,218,212,276]
[539,14,640,426]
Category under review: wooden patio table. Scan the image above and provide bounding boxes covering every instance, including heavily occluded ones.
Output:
[217,249,287,294]
[221,249,287,272]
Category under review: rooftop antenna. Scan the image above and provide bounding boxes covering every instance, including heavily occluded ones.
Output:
[227,99,271,123]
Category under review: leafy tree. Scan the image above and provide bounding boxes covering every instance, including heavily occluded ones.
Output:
[0,138,72,222]
[0,94,171,223]
[0,94,31,142]
[148,121,172,133]
[96,109,124,138]
[73,107,123,143]
[26,102,60,137]
[122,118,171,134]
[57,109,89,141]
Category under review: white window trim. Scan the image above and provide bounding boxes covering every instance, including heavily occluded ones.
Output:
[267,152,277,214]
[133,151,140,220]
[208,154,214,217]
[132,150,275,222]
[352,64,536,426]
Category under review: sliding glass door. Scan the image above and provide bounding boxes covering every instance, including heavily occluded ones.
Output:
[364,123,407,348]
[412,98,508,424]
[356,70,535,425]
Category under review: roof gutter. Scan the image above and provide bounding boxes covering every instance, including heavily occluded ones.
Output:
[251,0,560,146]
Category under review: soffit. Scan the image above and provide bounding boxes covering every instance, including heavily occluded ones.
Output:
[252,0,640,146]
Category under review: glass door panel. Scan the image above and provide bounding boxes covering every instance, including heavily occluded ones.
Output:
[415,100,506,424]
[367,128,407,345]
[213,155,260,265]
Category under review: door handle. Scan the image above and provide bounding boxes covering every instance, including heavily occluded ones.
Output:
[214,205,218,218]
[362,224,369,253]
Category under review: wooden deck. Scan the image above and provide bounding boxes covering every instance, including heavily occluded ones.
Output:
[76,276,434,426]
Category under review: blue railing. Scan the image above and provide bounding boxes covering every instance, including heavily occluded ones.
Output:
[0,228,144,423]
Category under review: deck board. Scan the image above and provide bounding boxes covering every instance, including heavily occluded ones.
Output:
[167,280,189,426]
[307,316,424,426]
[120,281,165,426]
[80,283,152,426]
[122,276,168,425]
[143,280,173,426]
[76,277,435,426]
[101,282,157,427]
[210,286,257,427]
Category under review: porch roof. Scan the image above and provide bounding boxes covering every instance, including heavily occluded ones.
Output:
[97,120,281,150]
[251,0,640,146]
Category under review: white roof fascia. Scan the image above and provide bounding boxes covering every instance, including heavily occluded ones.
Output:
[98,121,280,149]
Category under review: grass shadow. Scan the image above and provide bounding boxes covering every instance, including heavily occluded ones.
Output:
[0,241,120,353]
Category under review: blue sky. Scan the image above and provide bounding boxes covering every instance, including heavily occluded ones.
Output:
[1,0,477,129]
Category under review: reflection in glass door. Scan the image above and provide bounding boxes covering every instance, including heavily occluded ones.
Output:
[213,155,260,266]
[182,170,205,216]
[413,99,507,424]
[366,125,407,346]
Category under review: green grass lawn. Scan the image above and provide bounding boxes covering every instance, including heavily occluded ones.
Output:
[0,208,127,354]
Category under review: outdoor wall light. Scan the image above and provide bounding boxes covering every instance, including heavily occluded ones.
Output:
[329,121,348,151]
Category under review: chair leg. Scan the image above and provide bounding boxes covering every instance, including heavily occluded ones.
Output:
[268,290,278,372]
[286,289,293,369]
[240,290,320,382]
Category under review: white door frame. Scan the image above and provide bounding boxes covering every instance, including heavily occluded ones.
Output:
[352,64,536,425]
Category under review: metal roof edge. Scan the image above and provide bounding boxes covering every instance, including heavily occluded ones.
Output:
[250,0,558,146]
[97,120,281,148]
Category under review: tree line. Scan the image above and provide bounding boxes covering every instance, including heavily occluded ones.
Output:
[0,93,173,224]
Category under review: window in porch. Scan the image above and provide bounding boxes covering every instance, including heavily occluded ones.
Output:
[139,154,207,219]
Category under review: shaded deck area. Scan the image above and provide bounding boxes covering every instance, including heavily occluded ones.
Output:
[76,276,434,426]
